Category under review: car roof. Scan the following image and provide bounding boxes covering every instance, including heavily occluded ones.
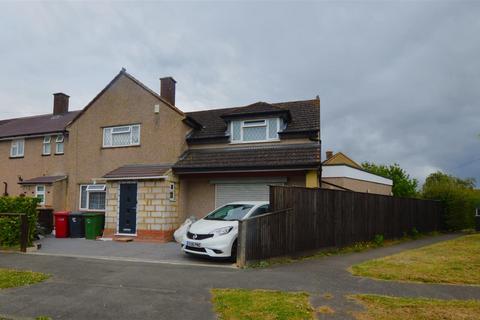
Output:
[225,201,269,206]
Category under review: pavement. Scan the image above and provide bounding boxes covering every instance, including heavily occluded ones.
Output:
[0,233,479,320]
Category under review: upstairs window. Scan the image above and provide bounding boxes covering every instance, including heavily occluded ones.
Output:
[42,136,51,155]
[10,139,24,158]
[80,184,106,211]
[230,118,281,143]
[103,124,141,148]
[55,134,64,154]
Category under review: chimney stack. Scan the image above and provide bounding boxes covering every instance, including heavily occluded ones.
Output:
[160,77,176,106]
[326,150,333,160]
[53,93,69,115]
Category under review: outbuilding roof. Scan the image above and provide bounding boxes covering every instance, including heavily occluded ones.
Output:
[102,164,172,180]
[173,143,321,174]
[18,175,68,185]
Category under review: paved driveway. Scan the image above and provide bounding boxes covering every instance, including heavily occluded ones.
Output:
[0,233,479,320]
[30,235,234,268]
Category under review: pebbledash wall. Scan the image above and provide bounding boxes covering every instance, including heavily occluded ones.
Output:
[103,172,180,241]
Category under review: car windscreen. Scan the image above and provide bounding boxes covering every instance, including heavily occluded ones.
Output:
[204,204,254,221]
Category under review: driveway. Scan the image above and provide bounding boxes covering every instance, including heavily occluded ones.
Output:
[0,233,479,320]
[30,235,234,268]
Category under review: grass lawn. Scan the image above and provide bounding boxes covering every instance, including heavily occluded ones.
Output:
[351,294,480,320]
[0,268,49,289]
[350,233,480,285]
[211,288,314,320]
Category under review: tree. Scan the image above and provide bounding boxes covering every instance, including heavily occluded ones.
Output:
[362,162,418,197]
[422,171,479,230]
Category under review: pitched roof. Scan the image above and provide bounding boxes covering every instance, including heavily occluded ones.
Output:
[185,98,319,142]
[322,152,362,169]
[173,143,321,174]
[0,111,80,139]
[102,164,172,180]
[221,102,289,119]
[18,175,67,185]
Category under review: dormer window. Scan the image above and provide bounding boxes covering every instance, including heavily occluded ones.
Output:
[230,118,281,143]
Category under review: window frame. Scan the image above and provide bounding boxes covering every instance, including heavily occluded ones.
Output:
[42,136,52,155]
[103,124,141,148]
[168,182,176,202]
[10,139,25,158]
[55,134,64,154]
[35,185,46,205]
[79,184,106,212]
[231,118,281,143]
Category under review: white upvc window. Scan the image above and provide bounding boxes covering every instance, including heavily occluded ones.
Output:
[35,185,45,205]
[230,118,281,143]
[10,139,25,158]
[42,136,51,155]
[80,184,106,211]
[103,124,141,148]
[169,183,176,201]
[55,134,64,154]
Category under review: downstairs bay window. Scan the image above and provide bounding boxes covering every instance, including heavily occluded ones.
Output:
[80,184,106,211]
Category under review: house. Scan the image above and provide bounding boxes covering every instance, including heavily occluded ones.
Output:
[0,69,321,241]
[321,151,392,195]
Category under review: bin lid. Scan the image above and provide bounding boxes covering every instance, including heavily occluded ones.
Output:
[54,211,70,216]
[69,212,84,217]
[83,212,105,217]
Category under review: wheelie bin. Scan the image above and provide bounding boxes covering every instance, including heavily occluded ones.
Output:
[68,212,85,238]
[54,211,70,238]
[84,212,105,240]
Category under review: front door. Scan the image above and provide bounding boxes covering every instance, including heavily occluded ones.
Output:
[119,183,137,234]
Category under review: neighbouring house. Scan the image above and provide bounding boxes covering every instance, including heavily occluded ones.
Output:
[321,151,392,195]
[0,69,321,241]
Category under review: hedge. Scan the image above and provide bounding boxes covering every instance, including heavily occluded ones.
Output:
[0,197,39,247]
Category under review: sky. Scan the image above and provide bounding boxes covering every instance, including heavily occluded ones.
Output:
[0,1,478,186]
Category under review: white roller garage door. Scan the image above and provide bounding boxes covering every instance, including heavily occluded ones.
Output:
[215,183,271,208]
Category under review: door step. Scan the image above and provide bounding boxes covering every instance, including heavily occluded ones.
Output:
[113,236,135,242]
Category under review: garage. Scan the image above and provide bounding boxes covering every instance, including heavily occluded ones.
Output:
[213,178,286,208]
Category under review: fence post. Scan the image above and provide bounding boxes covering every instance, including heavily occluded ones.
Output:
[236,220,247,268]
[19,214,28,253]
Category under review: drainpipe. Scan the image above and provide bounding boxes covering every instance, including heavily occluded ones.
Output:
[3,182,8,196]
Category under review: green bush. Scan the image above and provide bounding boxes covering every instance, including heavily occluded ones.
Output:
[373,234,384,247]
[422,172,480,231]
[0,197,39,247]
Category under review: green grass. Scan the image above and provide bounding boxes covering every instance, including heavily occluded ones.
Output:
[248,232,440,268]
[351,294,480,320]
[350,233,480,285]
[211,288,314,320]
[0,268,50,289]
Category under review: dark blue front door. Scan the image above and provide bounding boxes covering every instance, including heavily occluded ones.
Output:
[119,183,137,234]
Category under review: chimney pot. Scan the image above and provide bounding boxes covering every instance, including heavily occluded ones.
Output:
[53,93,69,115]
[160,77,176,106]
[326,150,333,160]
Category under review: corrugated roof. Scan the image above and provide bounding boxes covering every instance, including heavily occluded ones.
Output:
[0,111,80,139]
[18,175,67,185]
[173,143,321,174]
[102,164,172,180]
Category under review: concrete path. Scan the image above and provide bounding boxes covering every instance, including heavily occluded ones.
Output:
[0,233,478,320]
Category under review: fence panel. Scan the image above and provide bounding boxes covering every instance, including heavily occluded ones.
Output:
[237,186,444,266]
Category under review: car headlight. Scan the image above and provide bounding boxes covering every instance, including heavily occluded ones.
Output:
[209,226,233,237]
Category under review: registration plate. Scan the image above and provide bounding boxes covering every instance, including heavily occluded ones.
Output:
[186,241,201,248]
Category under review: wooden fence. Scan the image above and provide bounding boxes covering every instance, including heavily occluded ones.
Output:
[236,186,443,267]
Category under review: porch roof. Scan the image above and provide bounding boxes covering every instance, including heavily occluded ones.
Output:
[18,175,67,185]
[102,164,171,180]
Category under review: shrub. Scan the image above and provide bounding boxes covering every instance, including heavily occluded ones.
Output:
[0,197,39,247]
[422,172,479,231]
[410,228,420,239]
[373,234,384,247]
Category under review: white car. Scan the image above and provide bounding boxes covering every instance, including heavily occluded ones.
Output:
[181,201,270,258]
